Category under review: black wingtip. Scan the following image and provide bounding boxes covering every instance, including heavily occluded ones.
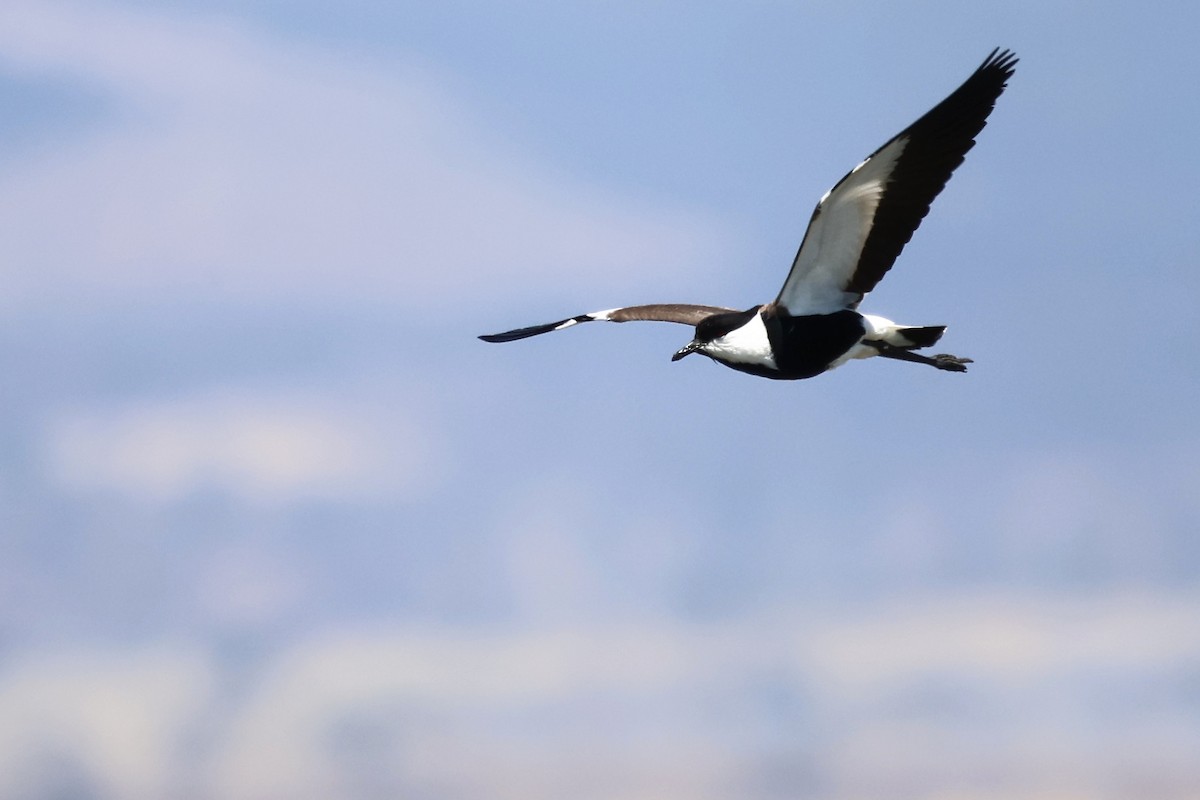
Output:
[980,48,1019,78]
[478,315,587,343]
[478,325,554,343]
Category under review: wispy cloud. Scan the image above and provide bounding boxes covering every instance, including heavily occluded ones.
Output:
[0,1,728,312]
[0,645,211,800]
[42,386,442,504]
[2,592,1198,799]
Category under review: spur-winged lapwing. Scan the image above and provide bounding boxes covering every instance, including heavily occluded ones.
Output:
[481,49,1017,381]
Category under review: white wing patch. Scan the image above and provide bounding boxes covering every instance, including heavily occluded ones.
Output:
[776,136,909,316]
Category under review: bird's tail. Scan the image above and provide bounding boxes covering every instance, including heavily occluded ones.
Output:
[892,325,946,349]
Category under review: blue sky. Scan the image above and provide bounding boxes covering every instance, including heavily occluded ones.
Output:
[1,1,1199,798]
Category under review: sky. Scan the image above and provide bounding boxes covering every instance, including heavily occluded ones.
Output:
[1,1,1199,798]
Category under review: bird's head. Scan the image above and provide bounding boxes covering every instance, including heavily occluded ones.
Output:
[671,308,759,362]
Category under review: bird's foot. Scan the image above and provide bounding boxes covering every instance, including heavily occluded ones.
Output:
[932,353,973,372]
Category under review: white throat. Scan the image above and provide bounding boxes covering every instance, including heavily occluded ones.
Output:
[702,312,777,369]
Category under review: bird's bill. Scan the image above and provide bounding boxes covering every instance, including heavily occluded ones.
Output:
[671,341,701,362]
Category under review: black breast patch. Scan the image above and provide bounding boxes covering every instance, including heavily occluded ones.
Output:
[766,309,867,380]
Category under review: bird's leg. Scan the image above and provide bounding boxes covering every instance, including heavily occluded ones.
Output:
[866,341,973,372]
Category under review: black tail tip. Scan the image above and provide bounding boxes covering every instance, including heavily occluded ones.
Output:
[898,325,947,349]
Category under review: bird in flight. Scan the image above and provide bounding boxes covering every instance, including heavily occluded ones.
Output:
[480,49,1017,381]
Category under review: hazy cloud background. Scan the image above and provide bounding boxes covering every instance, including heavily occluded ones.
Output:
[1,1,1198,798]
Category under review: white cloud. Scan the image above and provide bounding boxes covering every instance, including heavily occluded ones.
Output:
[207,626,746,800]
[0,646,212,800]
[2,591,1200,799]
[43,386,442,504]
[175,594,1200,798]
[0,0,728,312]
[796,591,1200,694]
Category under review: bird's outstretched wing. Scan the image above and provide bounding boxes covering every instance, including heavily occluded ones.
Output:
[775,48,1018,316]
[479,303,737,343]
